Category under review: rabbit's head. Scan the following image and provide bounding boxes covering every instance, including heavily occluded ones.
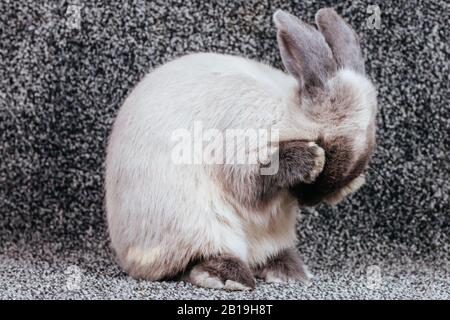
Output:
[274,9,377,206]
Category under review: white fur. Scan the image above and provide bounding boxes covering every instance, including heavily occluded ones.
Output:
[188,269,224,289]
[224,280,252,291]
[105,53,314,278]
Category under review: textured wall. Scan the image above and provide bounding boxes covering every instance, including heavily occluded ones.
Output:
[0,0,448,268]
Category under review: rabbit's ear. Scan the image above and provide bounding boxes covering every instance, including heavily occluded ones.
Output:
[273,10,336,99]
[315,8,365,74]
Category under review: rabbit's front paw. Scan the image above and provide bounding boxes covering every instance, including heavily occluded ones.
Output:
[276,140,325,186]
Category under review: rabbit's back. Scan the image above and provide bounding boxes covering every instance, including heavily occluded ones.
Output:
[105,53,298,279]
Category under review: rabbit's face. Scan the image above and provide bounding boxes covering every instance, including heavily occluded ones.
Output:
[274,9,378,206]
[292,127,376,207]
[296,70,377,206]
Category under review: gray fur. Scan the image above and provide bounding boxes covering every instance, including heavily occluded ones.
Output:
[215,141,324,210]
[187,255,256,290]
[273,10,337,98]
[274,9,377,207]
[254,247,311,283]
[315,8,366,74]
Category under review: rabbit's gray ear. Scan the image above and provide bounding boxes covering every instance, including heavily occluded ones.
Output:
[315,8,365,74]
[274,10,336,98]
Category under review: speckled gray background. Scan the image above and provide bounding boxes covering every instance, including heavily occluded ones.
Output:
[0,0,448,299]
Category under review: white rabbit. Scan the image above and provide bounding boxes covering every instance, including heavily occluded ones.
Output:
[105,8,377,290]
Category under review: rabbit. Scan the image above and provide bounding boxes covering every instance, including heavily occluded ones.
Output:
[105,8,377,290]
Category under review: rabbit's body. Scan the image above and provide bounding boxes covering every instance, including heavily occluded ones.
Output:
[106,53,313,280]
[106,9,377,290]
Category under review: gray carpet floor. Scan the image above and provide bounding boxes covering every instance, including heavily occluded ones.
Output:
[1,242,449,299]
[0,0,448,299]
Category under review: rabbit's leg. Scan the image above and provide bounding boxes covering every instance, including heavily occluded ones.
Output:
[216,140,325,209]
[253,248,312,284]
[184,255,256,291]
[273,140,325,186]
